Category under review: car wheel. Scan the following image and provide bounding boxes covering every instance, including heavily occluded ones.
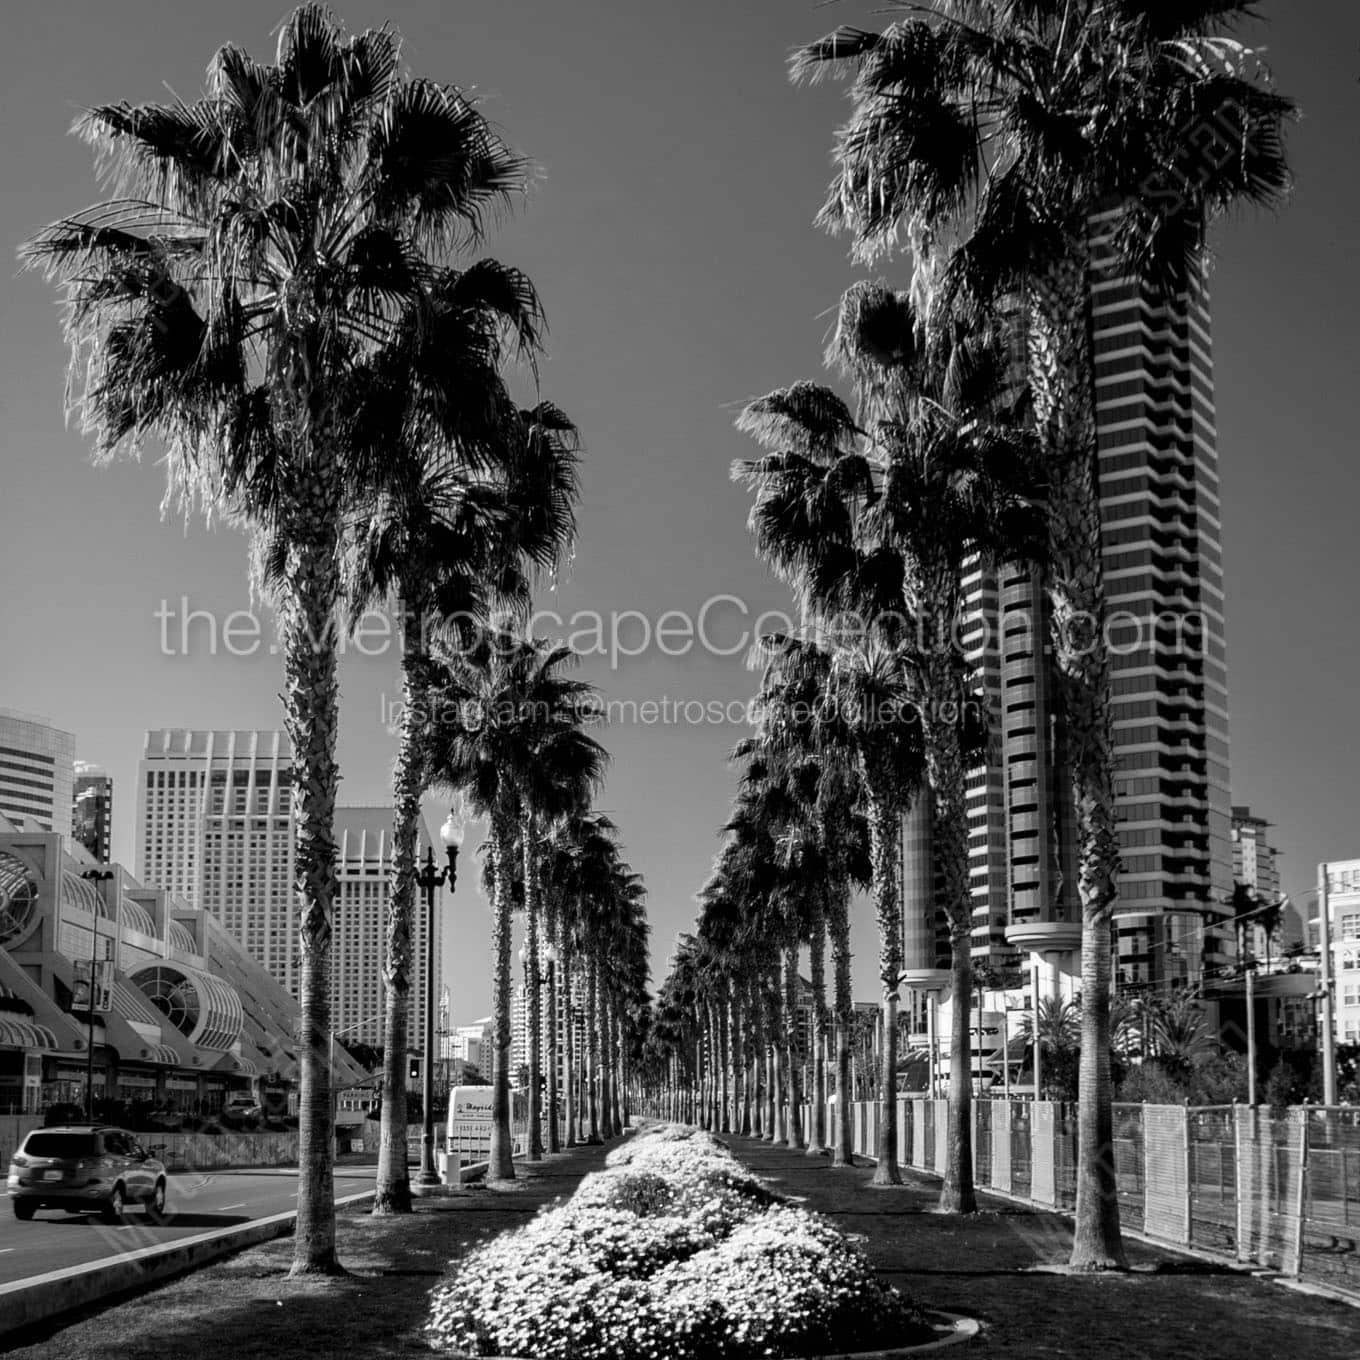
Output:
[144,1179,167,1222]
[100,1185,126,1224]
[12,1200,35,1221]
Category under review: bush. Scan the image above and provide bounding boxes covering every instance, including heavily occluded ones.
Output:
[426,1122,927,1359]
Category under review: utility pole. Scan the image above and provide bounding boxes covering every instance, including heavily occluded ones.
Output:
[1244,961,1257,1107]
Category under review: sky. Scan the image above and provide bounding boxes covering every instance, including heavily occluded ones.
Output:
[1,1,1358,1020]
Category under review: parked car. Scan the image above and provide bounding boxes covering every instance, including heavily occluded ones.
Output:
[222,1094,264,1121]
[6,1125,168,1222]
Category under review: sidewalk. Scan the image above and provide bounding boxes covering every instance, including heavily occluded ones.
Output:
[722,1134,1360,1359]
[0,1141,616,1360]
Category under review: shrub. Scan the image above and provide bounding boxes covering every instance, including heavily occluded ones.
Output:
[427,1122,927,1359]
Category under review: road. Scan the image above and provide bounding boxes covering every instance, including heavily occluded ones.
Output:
[0,1164,377,1287]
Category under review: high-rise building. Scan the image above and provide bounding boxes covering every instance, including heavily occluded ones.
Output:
[0,708,74,834]
[1091,224,1234,984]
[137,730,295,983]
[137,733,438,1032]
[72,763,114,863]
[905,229,1234,1000]
[333,805,438,1053]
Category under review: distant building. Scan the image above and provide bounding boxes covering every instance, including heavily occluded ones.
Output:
[0,709,74,835]
[444,1017,494,1076]
[72,764,113,864]
[136,730,294,982]
[333,805,439,1053]
[137,732,438,1046]
[1232,805,1285,963]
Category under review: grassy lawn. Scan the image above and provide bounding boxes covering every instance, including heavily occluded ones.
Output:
[0,1144,615,1360]
[723,1135,1360,1359]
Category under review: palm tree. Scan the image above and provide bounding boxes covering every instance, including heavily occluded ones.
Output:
[793,0,1292,1269]
[348,403,578,1211]
[519,715,608,1158]
[426,633,603,1180]
[23,6,535,1274]
[735,286,1035,1205]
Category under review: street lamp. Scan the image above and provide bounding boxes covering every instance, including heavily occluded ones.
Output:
[413,813,463,1189]
[79,868,115,1119]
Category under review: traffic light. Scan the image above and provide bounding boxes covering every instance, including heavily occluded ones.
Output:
[409,1057,420,1080]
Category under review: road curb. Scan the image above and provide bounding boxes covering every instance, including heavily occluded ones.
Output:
[0,1186,376,1342]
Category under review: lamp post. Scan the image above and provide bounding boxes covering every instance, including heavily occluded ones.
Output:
[79,868,115,1119]
[413,814,463,1188]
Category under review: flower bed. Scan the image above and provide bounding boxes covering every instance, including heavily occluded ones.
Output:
[426,1123,931,1359]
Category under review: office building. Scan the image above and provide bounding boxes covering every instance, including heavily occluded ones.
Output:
[138,730,296,988]
[138,733,439,1036]
[72,763,114,863]
[0,709,74,835]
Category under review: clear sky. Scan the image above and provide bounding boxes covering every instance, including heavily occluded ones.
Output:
[2,1,1357,1019]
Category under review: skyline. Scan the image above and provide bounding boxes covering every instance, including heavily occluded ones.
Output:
[3,0,1358,1017]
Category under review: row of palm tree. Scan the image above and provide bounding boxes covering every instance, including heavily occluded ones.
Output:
[23,5,651,1272]
[651,0,1291,1269]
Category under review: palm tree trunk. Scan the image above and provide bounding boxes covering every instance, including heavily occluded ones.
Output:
[716,1000,730,1132]
[784,943,805,1150]
[611,1006,624,1134]
[728,989,743,1135]
[487,814,516,1182]
[281,508,343,1275]
[585,956,601,1143]
[829,886,855,1167]
[767,969,784,1142]
[563,941,578,1145]
[807,895,828,1156]
[748,987,764,1138]
[546,906,561,1154]
[373,611,423,1215]
[926,701,977,1214]
[865,779,903,1186]
[521,812,544,1161]
[1031,262,1126,1270]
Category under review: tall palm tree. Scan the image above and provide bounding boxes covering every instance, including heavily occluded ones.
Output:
[348,402,578,1211]
[519,700,607,1158]
[747,642,871,1165]
[23,6,533,1274]
[793,0,1292,1268]
[425,634,603,1180]
[735,305,1032,1204]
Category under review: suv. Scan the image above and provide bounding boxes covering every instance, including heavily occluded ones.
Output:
[6,1125,167,1223]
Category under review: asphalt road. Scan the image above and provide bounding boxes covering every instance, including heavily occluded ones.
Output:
[0,1164,377,1287]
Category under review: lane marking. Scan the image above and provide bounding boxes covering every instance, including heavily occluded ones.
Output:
[218,1203,248,1210]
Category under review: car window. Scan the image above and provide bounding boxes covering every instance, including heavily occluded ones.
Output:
[22,1132,100,1159]
[131,1142,148,1159]
[103,1131,130,1156]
